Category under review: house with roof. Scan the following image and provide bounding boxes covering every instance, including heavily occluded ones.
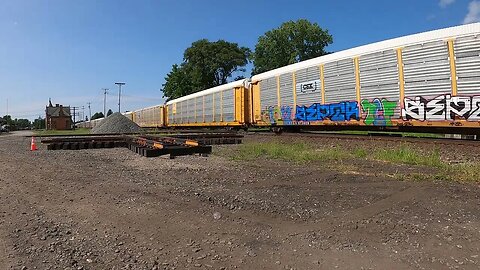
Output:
[45,99,72,130]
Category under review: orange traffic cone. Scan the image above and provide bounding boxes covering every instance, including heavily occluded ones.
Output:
[30,136,37,151]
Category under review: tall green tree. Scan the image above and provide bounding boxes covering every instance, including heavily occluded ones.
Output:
[252,19,333,75]
[162,39,251,101]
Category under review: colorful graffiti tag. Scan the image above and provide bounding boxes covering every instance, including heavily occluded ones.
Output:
[402,95,480,121]
[295,101,359,122]
[361,98,397,126]
[261,106,293,125]
[260,94,480,126]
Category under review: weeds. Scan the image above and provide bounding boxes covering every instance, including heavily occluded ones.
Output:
[373,145,444,168]
[231,141,479,183]
[233,142,349,163]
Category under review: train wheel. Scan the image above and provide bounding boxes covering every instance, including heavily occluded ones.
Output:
[271,127,283,135]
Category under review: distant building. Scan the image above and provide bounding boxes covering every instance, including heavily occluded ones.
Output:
[45,99,72,130]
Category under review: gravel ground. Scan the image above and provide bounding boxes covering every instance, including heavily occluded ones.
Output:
[91,113,141,134]
[0,131,479,269]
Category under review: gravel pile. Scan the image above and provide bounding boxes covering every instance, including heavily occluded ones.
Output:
[91,112,142,134]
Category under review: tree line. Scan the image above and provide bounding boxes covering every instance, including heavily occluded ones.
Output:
[1,115,45,131]
[162,19,333,101]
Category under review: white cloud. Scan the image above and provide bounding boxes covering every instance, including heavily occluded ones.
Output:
[464,1,480,24]
[440,0,456,8]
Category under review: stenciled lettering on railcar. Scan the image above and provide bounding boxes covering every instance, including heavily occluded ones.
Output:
[296,80,321,94]
[402,94,480,121]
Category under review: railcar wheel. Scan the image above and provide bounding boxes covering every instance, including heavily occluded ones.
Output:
[272,127,283,135]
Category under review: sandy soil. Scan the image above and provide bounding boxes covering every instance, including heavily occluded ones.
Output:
[0,131,479,269]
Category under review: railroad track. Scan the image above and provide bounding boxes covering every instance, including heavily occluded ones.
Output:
[244,130,480,147]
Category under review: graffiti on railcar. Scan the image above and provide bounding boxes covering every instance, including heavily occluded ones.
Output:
[402,95,480,121]
[261,105,294,124]
[361,98,397,126]
[295,101,359,122]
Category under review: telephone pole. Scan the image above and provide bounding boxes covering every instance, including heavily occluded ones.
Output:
[87,102,91,120]
[102,88,109,117]
[115,82,125,113]
[81,106,85,122]
[71,106,79,130]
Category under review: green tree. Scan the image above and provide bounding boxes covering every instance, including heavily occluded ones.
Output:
[15,118,31,129]
[161,64,196,101]
[252,19,333,74]
[162,39,251,101]
[107,109,113,116]
[91,112,104,120]
[33,117,46,129]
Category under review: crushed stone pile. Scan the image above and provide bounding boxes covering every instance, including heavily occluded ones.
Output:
[91,112,142,134]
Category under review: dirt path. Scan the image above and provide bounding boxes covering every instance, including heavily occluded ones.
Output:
[0,133,478,269]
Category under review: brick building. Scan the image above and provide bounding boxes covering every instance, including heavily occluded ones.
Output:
[45,99,72,130]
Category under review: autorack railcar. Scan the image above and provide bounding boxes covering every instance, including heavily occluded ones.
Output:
[132,105,165,128]
[165,80,250,128]
[250,23,480,134]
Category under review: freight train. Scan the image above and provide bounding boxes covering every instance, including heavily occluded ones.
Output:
[80,23,480,135]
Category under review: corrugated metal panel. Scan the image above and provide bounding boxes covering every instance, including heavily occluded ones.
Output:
[137,107,162,127]
[184,99,194,123]
[324,59,357,103]
[403,40,451,97]
[359,50,401,117]
[214,92,222,122]
[259,77,278,110]
[195,97,203,123]
[295,66,322,106]
[223,89,235,122]
[168,104,173,124]
[204,94,213,122]
[178,101,184,124]
[279,73,294,109]
[455,35,480,95]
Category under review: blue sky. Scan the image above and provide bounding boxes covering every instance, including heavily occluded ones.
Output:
[0,0,479,120]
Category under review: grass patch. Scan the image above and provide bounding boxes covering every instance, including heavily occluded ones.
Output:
[374,145,444,168]
[230,141,479,183]
[233,142,350,163]
[34,128,91,136]
[445,163,480,183]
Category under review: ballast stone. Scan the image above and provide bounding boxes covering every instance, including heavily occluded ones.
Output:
[91,112,142,134]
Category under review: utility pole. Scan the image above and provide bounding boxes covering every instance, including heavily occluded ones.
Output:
[102,88,109,117]
[115,82,125,113]
[81,106,85,122]
[87,102,91,120]
[71,106,79,130]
